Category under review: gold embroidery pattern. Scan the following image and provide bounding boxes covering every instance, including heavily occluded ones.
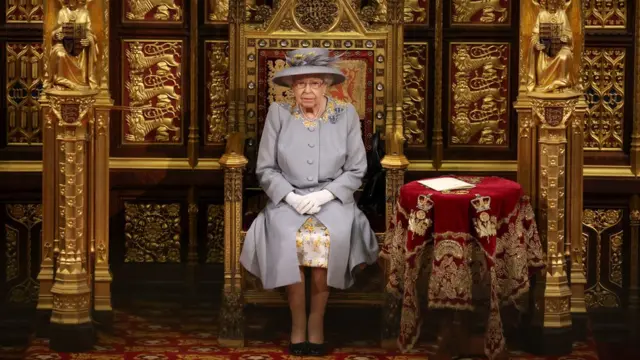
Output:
[383,189,546,357]
[456,175,485,184]
[381,214,407,298]
[408,209,431,236]
[474,211,498,238]
[296,217,330,268]
[441,189,470,194]
[399,241,429,348]
[429,235,473,309]
[292,97,348,130]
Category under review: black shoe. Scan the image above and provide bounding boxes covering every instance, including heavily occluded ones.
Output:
[288,342,307,356]
[307,342,327,356]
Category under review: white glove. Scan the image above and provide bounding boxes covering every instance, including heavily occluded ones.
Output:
[285,192,317,215]
[303,190,335,207]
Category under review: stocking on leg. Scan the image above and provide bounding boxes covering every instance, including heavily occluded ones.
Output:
[308,267,329,344]
[287,267,307,344]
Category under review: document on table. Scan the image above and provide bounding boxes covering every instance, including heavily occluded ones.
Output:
[417,177,476,192]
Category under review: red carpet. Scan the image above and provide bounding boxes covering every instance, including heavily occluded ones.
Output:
[8,302,600,359]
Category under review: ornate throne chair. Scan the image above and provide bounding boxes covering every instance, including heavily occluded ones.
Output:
[218,0,397,346]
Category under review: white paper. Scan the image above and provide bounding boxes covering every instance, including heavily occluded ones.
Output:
[417,177,475,192]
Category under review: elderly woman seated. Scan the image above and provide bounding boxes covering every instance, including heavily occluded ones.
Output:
[240,48,379,356]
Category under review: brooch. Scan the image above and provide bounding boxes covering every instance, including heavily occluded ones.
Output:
[328,105,344,124]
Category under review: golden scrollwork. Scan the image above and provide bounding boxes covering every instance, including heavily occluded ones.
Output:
[355,0,388,27]
[53,294,90,310]
[544,296,570,313]
[5,0,44,23]
[583,0,626,29]
[206,205,225,263]
[208,0,229,22]
[404,0,427,24]
[206,42,230,144]
[582,208,623,309]
[581,232,588,279]
[582,47,625,150]
[403,43,427,146]
[6,43,44,145]
[123,40,182,143]
[294,0,340,32]
[125,0,183,21]
[450,43,509,146]
[6,203,43,227]
[124,203,182,263]
[5,225,19,282]
[609,231,623,287]
[245,0,276,29]
[451,0,508,25]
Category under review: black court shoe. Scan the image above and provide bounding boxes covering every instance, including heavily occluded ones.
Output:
[288,342,307,356]
[307,342,327,356]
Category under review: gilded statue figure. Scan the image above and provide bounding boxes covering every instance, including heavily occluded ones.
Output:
[45,0,98,91]
[527,0,575,93]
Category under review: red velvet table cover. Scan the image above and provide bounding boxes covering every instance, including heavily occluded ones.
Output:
[381,176,546,359]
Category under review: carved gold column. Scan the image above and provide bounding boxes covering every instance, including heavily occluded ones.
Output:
[533,94,575,351]
[92,0,114,328]
[516,0,587,353]
[38,0,113,341]
[46,89,99,351]
[567,97,588,340]
[518,92,586,354]
[381,0,410,348]
[218,144,247,347]
[37,93,56,336]
[515,96,537,206]
[630,196,640,337]
[92,100,113,328]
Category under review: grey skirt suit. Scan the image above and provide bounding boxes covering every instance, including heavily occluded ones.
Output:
[240,98,379,290]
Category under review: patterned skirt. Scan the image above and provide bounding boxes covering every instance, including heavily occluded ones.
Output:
[296,217,331,268]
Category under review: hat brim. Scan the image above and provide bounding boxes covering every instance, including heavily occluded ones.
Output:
[271,66,346,87]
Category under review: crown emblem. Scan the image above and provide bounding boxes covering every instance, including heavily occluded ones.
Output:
[417,194,434,212]
[471,195,491,213]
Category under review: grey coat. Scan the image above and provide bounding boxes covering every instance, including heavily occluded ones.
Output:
[240,99,379,290]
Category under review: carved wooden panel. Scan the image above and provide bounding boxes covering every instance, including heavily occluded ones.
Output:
[404,0,428,25]
[251,40,384,150]
[205,41,230,145]
[123,0,184,23]
[582,208,625,309]
[448,42,510,147]
[584,0,627,29]
[206,0,229,22]
[582,47,625,151]
[403,42,428,146]
[5,0,44,23]
[206,204,224,264]
[124,203,182,263]
[122,40,183,144]
[3,204,42,304]
[451,0,510,26]
[5,43,44,145]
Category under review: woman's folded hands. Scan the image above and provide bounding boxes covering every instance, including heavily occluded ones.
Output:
[285,190,336,215]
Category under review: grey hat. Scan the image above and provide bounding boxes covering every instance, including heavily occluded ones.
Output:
[271,48,346,87]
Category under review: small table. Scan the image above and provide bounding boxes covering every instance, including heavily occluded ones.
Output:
[381,176,546,359]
